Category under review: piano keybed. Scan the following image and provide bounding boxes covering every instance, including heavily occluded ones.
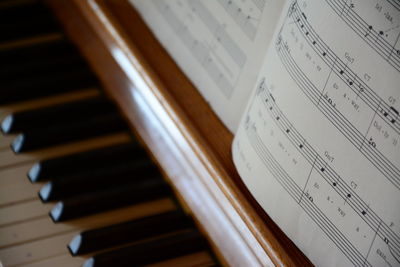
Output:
[0,1,219,266]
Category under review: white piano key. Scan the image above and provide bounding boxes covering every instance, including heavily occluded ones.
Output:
[0,166,42,205]
[0,200,50,226]
[0,198,176,248]
[21,253,86,267]
[0,232,76,266]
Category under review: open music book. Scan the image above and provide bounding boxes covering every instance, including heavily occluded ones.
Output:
[131,0,400,266]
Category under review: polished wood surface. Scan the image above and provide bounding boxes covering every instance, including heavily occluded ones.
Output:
[44,0,313,265]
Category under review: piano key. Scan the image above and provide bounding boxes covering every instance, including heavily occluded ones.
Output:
[0,86,99,116]
[22,253,85,267]
[0,131,131,169]
[147,252,216,267]
[0,198,176,248]
[0,164,43,206]
[68,211,192,255]
[1,63,95,92]
[0,0,53,23]
[0,175,41,206]
[22,251,215,267]
[0,200,50,226]
[1,42,82,76]
[0,1,58,43]
[39,159,157,202]
[83,230,207,267]
[11,113,127,153]
[0,232,77,266]
[0,161,32,187]
[0,31,63,52]
[0,134,15,148]
[0,197,184,266]
[0,36,71,61]
[0,0,36,9]
[50,177,170,222]
[1,96,117,134]
[0,3,220,267]
[0,88,100,149]
[2,55,86,86]
[0,217,55,248]
[0,66,97,104]
[0,135,132,204]
[28,142,142,183]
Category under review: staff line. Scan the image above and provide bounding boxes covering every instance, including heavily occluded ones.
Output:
[277,40,400,186]
[292,5,400,135]
[255,81,400,254]
[247,125,372,266]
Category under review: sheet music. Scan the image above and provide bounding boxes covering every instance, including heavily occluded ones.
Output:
[130,0,284,132]
[233,0,400,266]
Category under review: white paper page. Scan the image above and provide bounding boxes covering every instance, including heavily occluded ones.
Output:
[233,0,400,266]
[129,0,284,132]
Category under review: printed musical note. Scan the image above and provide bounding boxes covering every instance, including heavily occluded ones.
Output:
[290,2,399,134]
[218,0,265,41]
[324,0,400,72]
[275,39,400,193]
[247,82,400,267]
[273,2,400,194]
[228,1,400,266]
[153,0,250,98]
[365,25,373,38]
[383,107,399,124]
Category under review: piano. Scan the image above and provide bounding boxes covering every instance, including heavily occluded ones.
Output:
[0,0,312,266]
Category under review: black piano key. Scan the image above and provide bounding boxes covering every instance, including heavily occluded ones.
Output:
[0,66,97,104]
[49,177,170,222]
[28,142,141,182]
[68,211,192,255]
[1,57,90,86]
[11,112,127,153]
[82,230,207,267]
[0,39,75,66]
[0,2,58,42]
[39,159,158,202]
[1,53,84,83]
[1,97,115,134]
[1,63,94,90]
[0,1,53,23]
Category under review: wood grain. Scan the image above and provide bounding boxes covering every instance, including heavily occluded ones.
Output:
[44,0,313,266]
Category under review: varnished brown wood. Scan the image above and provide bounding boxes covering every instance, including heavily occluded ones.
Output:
[44,0,313,266]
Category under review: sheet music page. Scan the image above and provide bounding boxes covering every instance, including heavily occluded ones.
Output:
[233,0,400,266]
[129,0,284,132]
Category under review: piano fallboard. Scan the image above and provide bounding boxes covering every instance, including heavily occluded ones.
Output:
[44,0,313,266]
